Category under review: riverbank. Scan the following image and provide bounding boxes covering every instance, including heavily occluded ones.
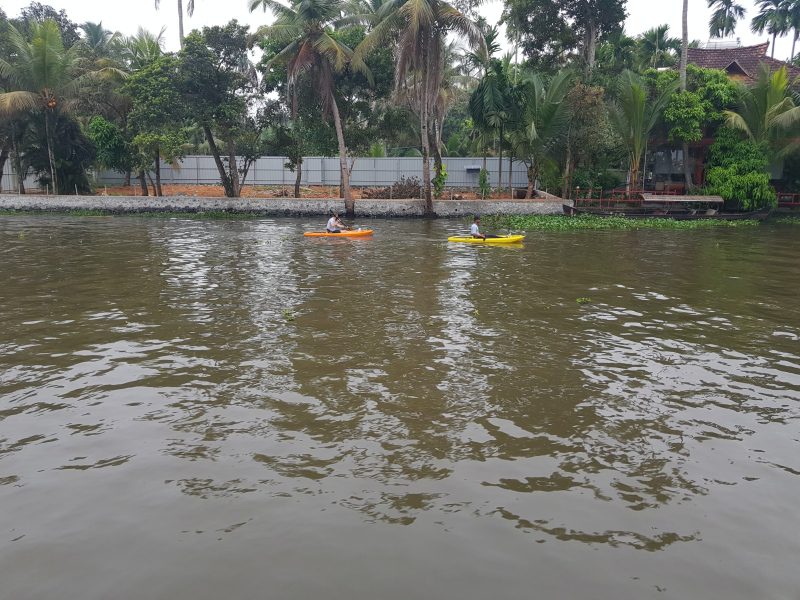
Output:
[0,194,564,217]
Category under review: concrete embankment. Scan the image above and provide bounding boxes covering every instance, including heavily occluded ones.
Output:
[0,194,566,217]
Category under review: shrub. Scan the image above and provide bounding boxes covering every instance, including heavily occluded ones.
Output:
[361,176,422,199]
[433,164,447,198]
[705,128,776,210]
[478,168,490,198]
[705,168,776,210]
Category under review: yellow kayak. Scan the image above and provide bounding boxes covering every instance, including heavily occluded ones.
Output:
[448,234,525,244]
[304,229,374,238]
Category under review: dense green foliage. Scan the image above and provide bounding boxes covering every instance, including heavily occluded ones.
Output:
[1,0,799,204]
[705,127,777,210]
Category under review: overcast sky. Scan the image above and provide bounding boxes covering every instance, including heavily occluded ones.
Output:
[3,0,797,62]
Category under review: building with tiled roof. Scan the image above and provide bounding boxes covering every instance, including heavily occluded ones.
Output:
[687,42,800,83]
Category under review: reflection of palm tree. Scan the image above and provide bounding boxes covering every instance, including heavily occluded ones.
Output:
[708,0,746,38]
[751,0,788,58]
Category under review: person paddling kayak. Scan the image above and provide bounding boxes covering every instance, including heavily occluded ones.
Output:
[326,213,346,233]
[470,216,498,239]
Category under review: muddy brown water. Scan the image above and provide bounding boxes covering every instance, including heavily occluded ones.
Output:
[1,216,798,600]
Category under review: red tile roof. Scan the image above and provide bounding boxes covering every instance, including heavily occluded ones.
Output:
[687,42,800,81]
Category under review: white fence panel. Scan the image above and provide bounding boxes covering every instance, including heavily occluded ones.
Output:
[1,155,532,192]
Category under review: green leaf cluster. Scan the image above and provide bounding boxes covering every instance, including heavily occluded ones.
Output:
[704,127,776,210]
[87,116,133,173]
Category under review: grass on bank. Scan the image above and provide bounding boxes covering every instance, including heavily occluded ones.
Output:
[483,214,764,231]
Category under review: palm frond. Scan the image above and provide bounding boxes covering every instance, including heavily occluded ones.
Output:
[0,91,42,115]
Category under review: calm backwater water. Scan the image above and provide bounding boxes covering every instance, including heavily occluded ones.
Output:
[1,216,799,599]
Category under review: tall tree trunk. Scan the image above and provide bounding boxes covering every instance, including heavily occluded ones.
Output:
[497,124,504,193]
[772,32,777,58]
[680,0,692,190]
[561,143,573,200]
[420,38,433,215]
[124,171,131,187]
[294,159,302,198]
[680,0,688,91]
[147,171,157,196]
[682,142,693,191]
[203,125,234,197]
[585,20,598,73]
[630,154,640,192]
[508,149,513,197]
[139,170,149,196]
[11,129,25,194]
[226,137,241,198]
[0,147,8,189]
[44,110,58,193]
[154,150,163,197]
[330,94,354,218]
[430,121,443,198]
[525,164,537,199]
[178,0,185,48]
[793,31,798,61]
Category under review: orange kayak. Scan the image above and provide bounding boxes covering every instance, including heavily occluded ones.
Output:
[304,229,374,238]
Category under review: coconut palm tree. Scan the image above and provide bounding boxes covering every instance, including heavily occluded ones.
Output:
[508,70,573,199]
[708,0,746,38]
[469,54,517,193]
[250,0,370,217]
[679,0,694,189]
[80,22,120,57]
[119,27,166,72]
[340,0,389,28]
[608,70,677,191]
[724,64,800,157]
[786,0,800,61]
[154,0,196,47]
[637,24,681,69]
[681,1,689,91]
[751,0,789,58]
[0,21,110,192]
[354,0,484,213]
[596,30,637,73]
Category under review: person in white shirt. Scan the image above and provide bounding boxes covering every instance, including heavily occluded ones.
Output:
[470,215,500,239]
[326,213,345,233]
[470,216,486,239]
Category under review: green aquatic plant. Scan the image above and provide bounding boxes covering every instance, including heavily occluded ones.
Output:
[482,214,762,231]
[282,308,296,321]
[774,216,800,224]
[576,297,592,305]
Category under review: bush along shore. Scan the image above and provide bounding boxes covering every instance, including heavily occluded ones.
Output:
[482,214,767,231]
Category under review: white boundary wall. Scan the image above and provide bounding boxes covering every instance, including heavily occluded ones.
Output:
[2,156,530,192]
